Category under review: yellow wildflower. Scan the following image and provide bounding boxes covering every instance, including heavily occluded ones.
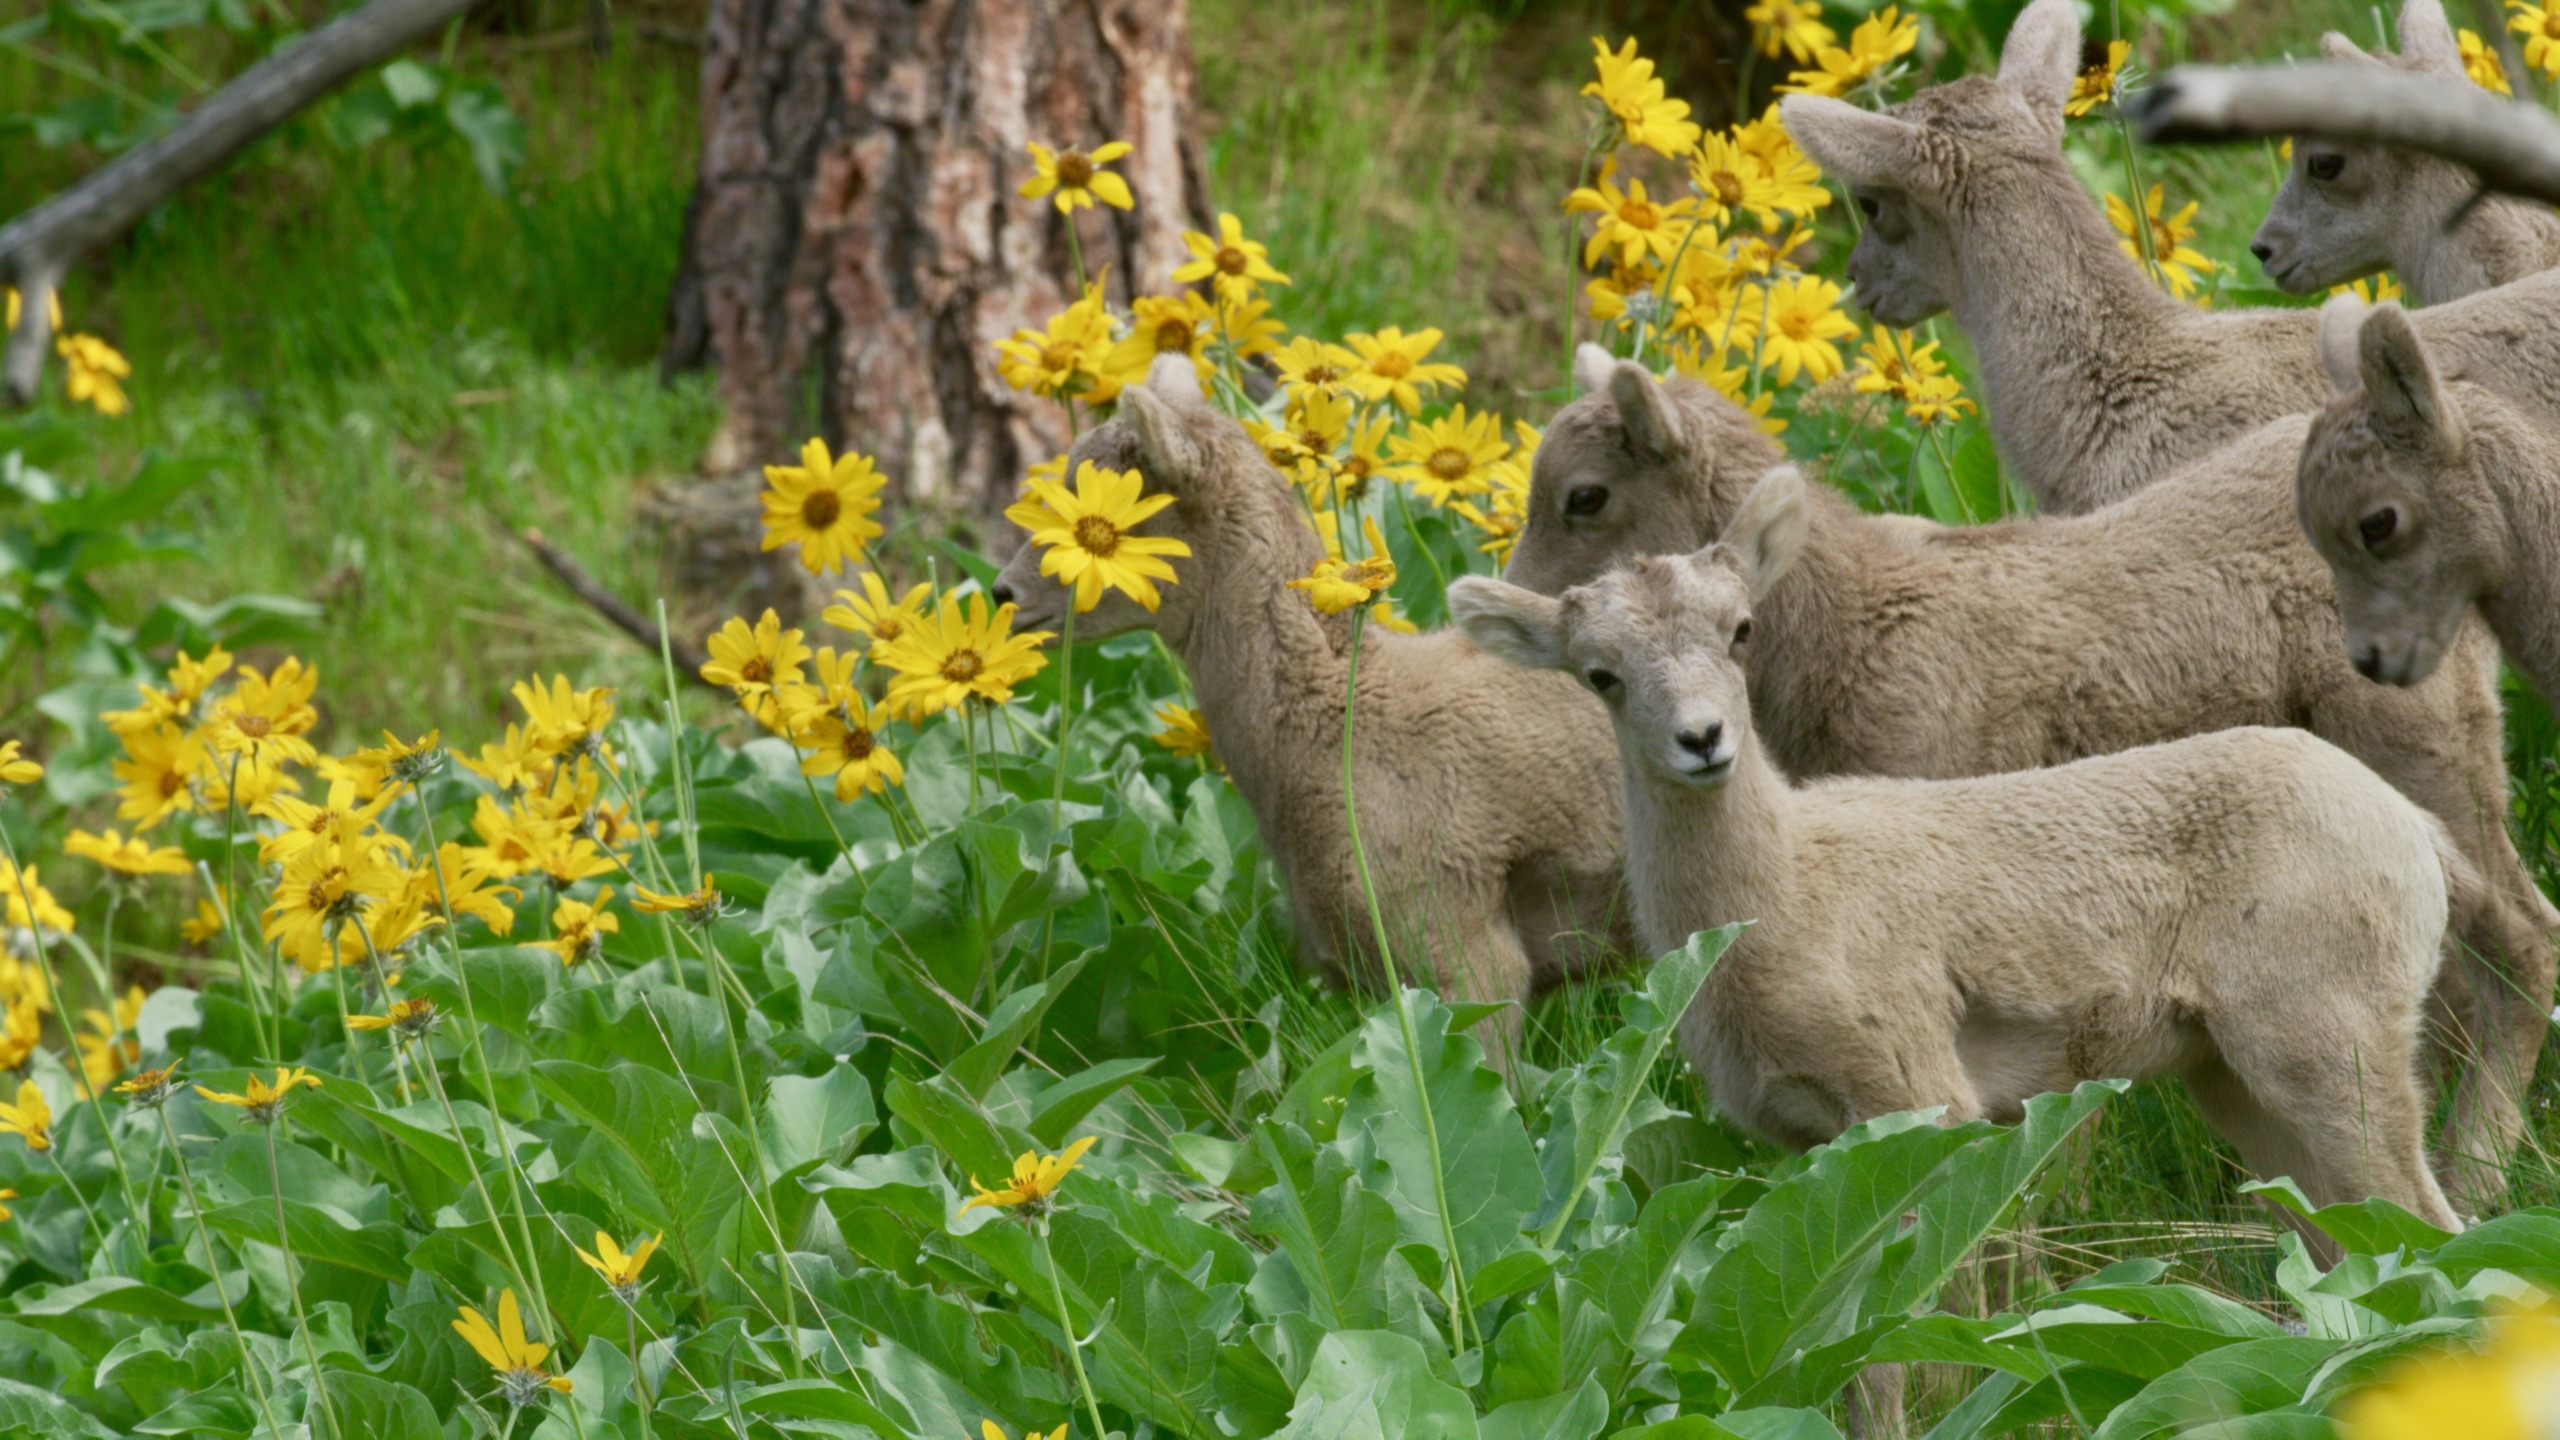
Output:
[961,1135,1097,1215]
[102,646,232,735]
[1582,37,1703,156]
[1174,213,1289,302]
[77,985,146,1087]
[0,1079,50,1151]
[262,838,404,973]
[1217,291,1287,357]
[632,882,724,928]
[1755,274,1859,385]
[1103,290,1218,390]
[544,889,619,967]
[2513,0,2560,79]
[1691,128,1828,230]
[192,1067,319,1123]
[114,1066,179,1108]
[112,725,207,830]
[57,334,131,416]
[1019,140,1135,212]
[2107,183,2218,297]
[453,1289,573,1405]
[181,898,224,948]
[1345,326,1465,415]
[701,610,812,706]
[1779,6,1917,96]
[995,280,1116,399]
[0,859,73,937]
[2331,274,2407,305]
[1272,336,1363,402]
[1387,405,1509,507]
[0,740,39,786]
[1152,704,1215,762]
[576,1231,662,1298]
[1289,516,1398,615]
[1003,460,1192,613]
[796,696,905,801]
[762,438,888,574]
[1745,0,1835,63]
[873,592,1052,717]
[66,827,190,877]
[2461,26,2514,92]
[2067,39,2131,117]
[1566,160,1698,270]
[824,573,934,653]
[2336,1303,2560,1439]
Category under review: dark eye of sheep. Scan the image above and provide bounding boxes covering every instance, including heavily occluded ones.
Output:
[1856,193,1880,221]
[1733,619,1752,645]
[1585,668,1620,693]
[2359,506,2398,550]
[2308,152,2346,182]
[1565,486,1608,517]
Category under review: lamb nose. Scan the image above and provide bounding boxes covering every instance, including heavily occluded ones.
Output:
[2249,241,2274,263]
[1677,722,1723,756]
[2352,645,2383,681]
[991,581,1015,606]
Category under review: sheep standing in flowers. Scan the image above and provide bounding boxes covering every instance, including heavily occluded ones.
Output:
[1452,470,2467,1232]
[990,359,1631,1054]
[2298,294,2560,705]
[1504,351,2556,1210]
[1778,0,2560,514]
[2251,0,2560,307]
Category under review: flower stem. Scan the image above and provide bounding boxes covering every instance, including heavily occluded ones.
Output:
[159,1106,284,1439]
[265,1118,345,1440]
[1051,606,1077,818]
[44,1145,104,1256]
[1040,1220,1111,1440]
[1338,612,1396,990]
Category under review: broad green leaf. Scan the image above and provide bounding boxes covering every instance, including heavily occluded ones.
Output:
[1335,987,1542,1305]
[949,952,1093,1098]
[1270,1330,1478,1440]
[1248,1122,1403,1330]
[885,1071,1016,1184]
[1990,1304,2251,1382]
[326,1372,441,1440]
[1872,1081,2119,1317]
[2088,1337,2342,1440]
[2241,1179,2454,1256]
[1031,1056,1160,1147]
[1482,1377,1609,1440]
[1570,1172,1735,1349]
[763,1063,876,1176]
[1531,926,1736,1245]
[531,1059,749,1287]
[1682,1111,1982,1393]
[2423,1211,2560,1291]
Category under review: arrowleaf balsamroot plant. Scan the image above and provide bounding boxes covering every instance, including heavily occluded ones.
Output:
[5,10,2560,1440]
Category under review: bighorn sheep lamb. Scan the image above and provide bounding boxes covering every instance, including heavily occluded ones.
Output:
[2299,294,2560,705]
[1505,348,2555,1210]
[1449,475,2466,1234]
[1780,0,2560,513]
[2252,0,2560,307]
[989,359,1630,1054]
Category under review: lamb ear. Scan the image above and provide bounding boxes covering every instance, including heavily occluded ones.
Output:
[1144,351,1209,407]
[1119,386,1209,487]
[2318,292,2371,394]
[1997,0,2082,120]
[2395,0,2462,78]
[2359,303,2463,449]
[1717,465,1811,599]
[1607,361,1689,460]
[1778,96,1924,189]
[2319,31,2381,65]
[1447,577,1569,671]
[1573,342,1619,397]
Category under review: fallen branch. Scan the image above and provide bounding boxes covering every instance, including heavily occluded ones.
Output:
[2,0,480,405]
[2132,63,2560,209]
[519,527,714,680]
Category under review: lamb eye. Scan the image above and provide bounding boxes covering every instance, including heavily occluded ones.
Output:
[2308,153,2346,182]
[1856,193,1880,221]
[1733,619,1752,645]
[2358,506,2399,549]
[1584,668,1620,693]
[1565,485,1609,518]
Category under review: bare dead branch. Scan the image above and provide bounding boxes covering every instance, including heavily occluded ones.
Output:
[2133,63,2560,209]
[520,527,715,680]
[1,0,480,406]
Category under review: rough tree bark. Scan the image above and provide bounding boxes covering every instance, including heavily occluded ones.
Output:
[659,0,1214,613]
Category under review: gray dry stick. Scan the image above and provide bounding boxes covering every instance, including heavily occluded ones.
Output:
[0,0,480,406]
[2136,62,2560,209]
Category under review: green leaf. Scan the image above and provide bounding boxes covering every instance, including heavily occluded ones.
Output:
[531,1059,749,1287]
[2421,1211,2560,1292]
[2089,1337,2343,1440]
[1335,987,1542,1304]
[1571,1172,1735,1349]
[763,1063,876,1175]
[886,1071,1016,1185]
[949,953,1093,1098]
[327,1372,441,1440]
[1248,1122,1404,1331]
[1032,1057,1160,1148]
[1990,1304,2252,1382]
[1873,1081,2119,1317]
[2241,1179,2455,1256]
[1682,1112,1982,1394]
[1532,926,1736,1245]
[1270,1330,1479,1440]
[201,1201,411,1281]
[1482,1376,1609,1440]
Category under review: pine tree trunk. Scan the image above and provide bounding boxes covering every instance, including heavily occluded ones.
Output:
[661,0,1213,608]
